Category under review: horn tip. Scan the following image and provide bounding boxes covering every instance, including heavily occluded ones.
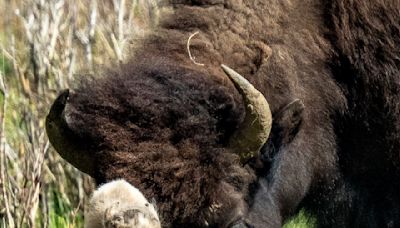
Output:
[57,89,70,105]
[220,64,230,73]
[48,89,70,118]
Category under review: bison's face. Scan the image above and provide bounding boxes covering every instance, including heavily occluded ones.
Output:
[46,60,273,227]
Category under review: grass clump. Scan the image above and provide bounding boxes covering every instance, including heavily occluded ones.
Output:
[284,210,316,228]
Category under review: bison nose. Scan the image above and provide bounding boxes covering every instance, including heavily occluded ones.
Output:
[230,220,254,228]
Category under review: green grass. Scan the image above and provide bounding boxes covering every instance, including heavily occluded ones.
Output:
[284,210,315,228]
[0,53,12,76]
[48,189,84,227]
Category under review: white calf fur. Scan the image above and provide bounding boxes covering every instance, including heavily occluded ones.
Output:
[85,179,161,228]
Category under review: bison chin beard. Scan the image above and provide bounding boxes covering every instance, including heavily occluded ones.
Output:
[205,182,250,227]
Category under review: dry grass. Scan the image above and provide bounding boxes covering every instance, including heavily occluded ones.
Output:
[0,0,158,227]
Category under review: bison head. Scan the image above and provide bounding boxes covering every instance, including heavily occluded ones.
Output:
[46,58,272,227]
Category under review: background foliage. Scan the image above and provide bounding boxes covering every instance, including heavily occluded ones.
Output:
[0,0,158,227]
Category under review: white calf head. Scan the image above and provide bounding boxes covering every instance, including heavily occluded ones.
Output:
[85,179,161,228]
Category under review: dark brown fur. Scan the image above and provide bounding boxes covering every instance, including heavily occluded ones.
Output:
[53,0,400,227]
[67,56,257,226]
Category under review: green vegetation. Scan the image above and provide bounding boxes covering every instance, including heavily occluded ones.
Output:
[284,210,315,228]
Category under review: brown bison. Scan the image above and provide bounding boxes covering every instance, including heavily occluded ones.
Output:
[46,0,400,227]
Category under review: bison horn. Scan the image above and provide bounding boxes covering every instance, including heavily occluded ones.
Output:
[221,64,272,162]
[46,89,95,176]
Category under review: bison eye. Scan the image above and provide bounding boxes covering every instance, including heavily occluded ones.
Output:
[273,99,304,145]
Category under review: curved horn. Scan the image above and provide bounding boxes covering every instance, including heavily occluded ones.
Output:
[46,89,95,176]
[221,64,272,162]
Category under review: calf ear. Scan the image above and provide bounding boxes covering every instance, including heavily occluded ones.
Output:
[273,99,304,145]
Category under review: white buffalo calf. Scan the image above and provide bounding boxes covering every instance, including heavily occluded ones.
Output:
[85,179,161,228]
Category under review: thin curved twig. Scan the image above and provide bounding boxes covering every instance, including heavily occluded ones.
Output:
[187,31,205,66]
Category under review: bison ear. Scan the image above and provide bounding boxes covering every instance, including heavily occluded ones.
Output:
[273,99,304,145]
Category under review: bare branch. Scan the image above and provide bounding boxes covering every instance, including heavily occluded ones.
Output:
[0,49,14,228]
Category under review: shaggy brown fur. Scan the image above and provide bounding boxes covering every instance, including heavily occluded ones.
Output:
[49,0,400,227]
[67,56,257,226]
